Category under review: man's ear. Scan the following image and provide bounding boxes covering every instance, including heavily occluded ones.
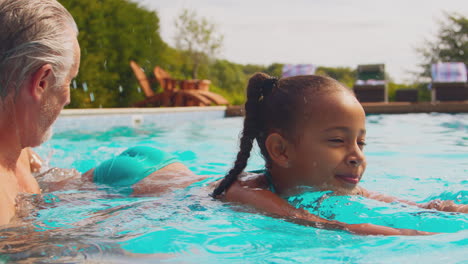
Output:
[265,132,293,168]
[29,64,54,102]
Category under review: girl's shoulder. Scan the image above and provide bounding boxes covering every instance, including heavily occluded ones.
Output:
[237,171,269,189]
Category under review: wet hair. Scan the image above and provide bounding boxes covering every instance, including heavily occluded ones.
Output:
[211,73,353,197]
[0,0,78,99]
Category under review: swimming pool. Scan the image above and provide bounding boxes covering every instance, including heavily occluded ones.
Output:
[1,112,467,263]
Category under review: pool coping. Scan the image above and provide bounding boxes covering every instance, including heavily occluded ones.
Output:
[59,102,468,118]
[60,106,228,116]
[360,101,468,114]
[226,102,468,116]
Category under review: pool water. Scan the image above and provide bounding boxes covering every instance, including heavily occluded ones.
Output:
[1,113,467,263]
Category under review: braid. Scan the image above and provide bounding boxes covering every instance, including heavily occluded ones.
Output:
[211,73,275,197]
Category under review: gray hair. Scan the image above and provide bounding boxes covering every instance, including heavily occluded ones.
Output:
[0,0,78,99]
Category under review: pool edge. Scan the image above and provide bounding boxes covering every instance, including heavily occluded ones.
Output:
[60,102,468,118]
[60,106,228,116]
[226,102,468,116]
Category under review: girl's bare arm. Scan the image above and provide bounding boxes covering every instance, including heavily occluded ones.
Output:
[360,187,468,213]
[224,181,435,236]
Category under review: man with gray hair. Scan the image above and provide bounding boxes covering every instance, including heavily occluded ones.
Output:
[0,0,80,225]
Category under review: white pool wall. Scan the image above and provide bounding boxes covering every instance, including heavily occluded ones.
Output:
[55,106,228,133]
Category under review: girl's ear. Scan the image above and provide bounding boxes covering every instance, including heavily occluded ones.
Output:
[265,132,293,168]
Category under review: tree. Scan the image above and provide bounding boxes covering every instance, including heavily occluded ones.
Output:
[174,9,224,79]
[417,13,468,77]
[264,63,284,77]
[315,66,356,88]
[59,0,169,108]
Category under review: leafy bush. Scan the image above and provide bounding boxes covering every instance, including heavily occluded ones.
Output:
[60,0,168,108]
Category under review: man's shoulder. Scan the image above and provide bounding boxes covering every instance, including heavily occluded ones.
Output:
[15,148,41,194]
[0,180,16,226]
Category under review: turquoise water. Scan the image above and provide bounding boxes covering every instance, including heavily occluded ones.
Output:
[1,113,467,263]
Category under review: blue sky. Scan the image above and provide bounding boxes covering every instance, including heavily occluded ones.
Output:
[136,0,468,82]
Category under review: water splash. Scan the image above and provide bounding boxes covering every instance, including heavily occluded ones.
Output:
[82,82,88,92]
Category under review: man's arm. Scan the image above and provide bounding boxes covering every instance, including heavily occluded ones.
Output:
[224,181,435,236]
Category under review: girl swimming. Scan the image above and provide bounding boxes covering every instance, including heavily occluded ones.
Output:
[209,73,467,235]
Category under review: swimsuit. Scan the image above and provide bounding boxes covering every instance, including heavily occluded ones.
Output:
[264,170,277,193]
[93,146,276,196]
[93,146,180,188]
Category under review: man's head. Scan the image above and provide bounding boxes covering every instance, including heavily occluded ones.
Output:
[0,0,80,147]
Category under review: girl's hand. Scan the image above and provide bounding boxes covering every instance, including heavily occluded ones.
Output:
[361,188,467,214]
[423,199,468,213]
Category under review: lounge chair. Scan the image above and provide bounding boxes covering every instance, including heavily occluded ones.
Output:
[130,61,228,107]
[282,64,317,77]
[395,89,418,102]
[153,66,228,106]
[131,60,211,107]
[130,61,169,107]
[353,64,388,103]
[430,62,468,102]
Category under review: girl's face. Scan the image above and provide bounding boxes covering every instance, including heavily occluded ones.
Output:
[290,91,367,194]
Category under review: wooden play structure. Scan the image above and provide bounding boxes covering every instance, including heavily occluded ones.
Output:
[130,61,229,107]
